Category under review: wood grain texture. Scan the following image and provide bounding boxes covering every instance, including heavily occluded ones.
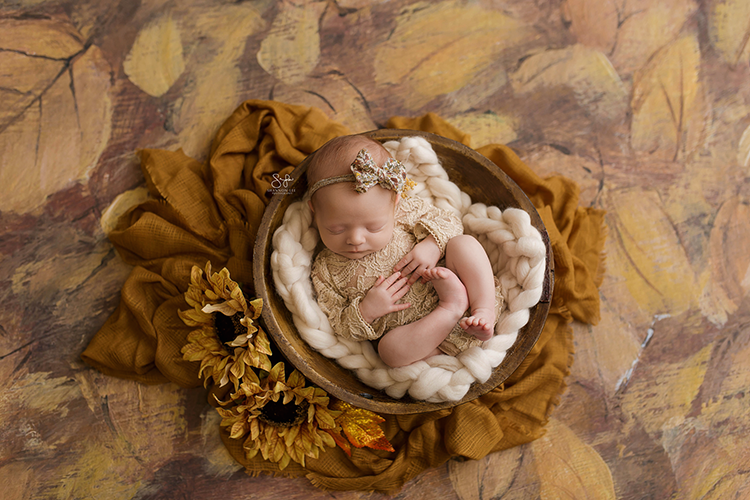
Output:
[1,0,749,497]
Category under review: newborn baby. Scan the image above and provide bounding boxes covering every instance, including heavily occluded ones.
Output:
[308,135,503,368]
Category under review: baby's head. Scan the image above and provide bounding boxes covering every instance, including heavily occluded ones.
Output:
[307,135,401,260]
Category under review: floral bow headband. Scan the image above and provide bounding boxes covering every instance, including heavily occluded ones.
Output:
[308,149,415,198]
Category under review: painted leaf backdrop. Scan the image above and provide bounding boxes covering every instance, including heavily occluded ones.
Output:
[1,0,750,498]
[708,0,750,66]
[0,18,112,213]
[123,13,186,97]
[531,419,616,500]
[510,44,627,122]
[631,35,707,162]
[373,1,531,109]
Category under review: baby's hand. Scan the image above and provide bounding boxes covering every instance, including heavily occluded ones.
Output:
[359,272,412,323]
[394,235,442,284]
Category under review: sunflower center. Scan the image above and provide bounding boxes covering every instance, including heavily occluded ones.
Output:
[258,399,310,427]
[213,312,245,346]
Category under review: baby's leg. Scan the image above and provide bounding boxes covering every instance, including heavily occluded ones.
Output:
[445,235,496,341]
[378,267,468,367]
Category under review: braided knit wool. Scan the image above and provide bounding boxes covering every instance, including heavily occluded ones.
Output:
[270,137,546,402]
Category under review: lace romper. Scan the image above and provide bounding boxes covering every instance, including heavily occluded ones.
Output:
[311,196,504,356]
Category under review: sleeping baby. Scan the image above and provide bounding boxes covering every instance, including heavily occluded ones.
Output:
[308,135,503,368]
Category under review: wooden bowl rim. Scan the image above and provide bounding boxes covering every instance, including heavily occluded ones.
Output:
[253,129,553,414]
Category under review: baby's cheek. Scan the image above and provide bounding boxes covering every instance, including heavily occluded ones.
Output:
[380,228,396,246]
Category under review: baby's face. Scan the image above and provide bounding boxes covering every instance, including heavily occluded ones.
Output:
[311,183,397,259]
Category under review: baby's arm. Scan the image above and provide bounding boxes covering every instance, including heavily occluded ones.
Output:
[359,272,412,323]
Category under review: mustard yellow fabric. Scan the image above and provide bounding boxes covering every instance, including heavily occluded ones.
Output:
[82,101,606,493]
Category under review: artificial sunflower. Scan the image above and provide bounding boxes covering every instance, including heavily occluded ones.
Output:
[181,263,394,470]
[216,363,341,470]
[179,262,272,389]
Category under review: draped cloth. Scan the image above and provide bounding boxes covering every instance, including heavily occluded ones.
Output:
[81,100,606,493]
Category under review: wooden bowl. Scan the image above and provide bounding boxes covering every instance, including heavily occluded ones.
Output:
[253,130,553,414]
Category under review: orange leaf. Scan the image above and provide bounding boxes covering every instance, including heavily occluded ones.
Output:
[326,430,352,457]
[333,401,394,453]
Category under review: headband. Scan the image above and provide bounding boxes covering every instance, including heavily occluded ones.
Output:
[307,149,415,199]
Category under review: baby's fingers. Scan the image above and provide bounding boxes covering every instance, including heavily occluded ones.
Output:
[391,281,411,300]
[407,265,428,284]
[393,255,410,272]
[387,276,411,294]
[391,302,411,312]
[395,253,420,275]
[380,271,402,288]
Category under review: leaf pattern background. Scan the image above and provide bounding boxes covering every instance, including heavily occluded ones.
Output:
[1,0,750,498]
[373,1,533,110]
[631,35,707,162]
[531,419,616,500]
[0,20,112,213]
[708,0,750,66]
[608,0,698,76]
[448,446,523,500]
[123,13,186,97]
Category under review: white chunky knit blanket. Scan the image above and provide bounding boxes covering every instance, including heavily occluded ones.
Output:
[270,137,547,402]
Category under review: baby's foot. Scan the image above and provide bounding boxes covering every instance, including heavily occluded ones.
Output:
[422,267,469,318]
[460,307,496,341]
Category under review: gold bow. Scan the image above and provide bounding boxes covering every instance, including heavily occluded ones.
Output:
[350,149,409,194]
[307,148,415,199]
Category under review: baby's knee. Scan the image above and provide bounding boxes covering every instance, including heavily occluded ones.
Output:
[446,234,483,258]
[377,336,403,368]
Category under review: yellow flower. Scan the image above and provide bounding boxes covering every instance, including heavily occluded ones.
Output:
[181,327,230,386]
[216,363,341,470]
[179,262,272,389]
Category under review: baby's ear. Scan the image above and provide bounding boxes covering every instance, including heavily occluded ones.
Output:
[307,200,318,228]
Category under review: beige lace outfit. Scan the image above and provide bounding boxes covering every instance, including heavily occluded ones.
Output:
[311,196,504,356]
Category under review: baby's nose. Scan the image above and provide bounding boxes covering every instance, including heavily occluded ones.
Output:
[346,228,366,245]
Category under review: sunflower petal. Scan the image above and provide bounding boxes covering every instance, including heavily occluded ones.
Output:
[267,362,285,384]
[191,265,203,283]
[271,436,286,463]
[244,446,259,460]
[230,358,245,380]
[230,285,245,305]
[219,365,231,387]
[249,298,263,319]
[202,302,237,316]
[282,424,300,447]
[254,330,273,355]
[250,418,260,441]
[287,370,306,390]
[227,334,249,347]
[278,453,292,470]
